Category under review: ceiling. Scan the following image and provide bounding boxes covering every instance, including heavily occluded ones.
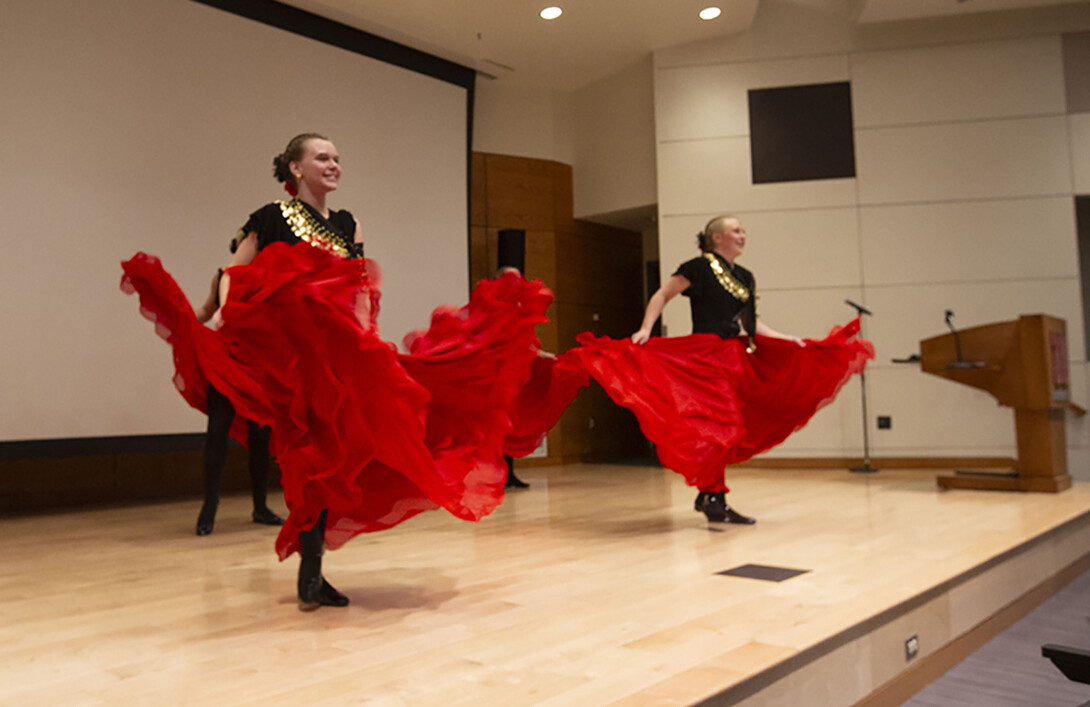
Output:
[278,0,757,90]
[279,0,1089,92]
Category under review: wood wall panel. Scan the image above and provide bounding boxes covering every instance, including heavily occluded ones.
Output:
[470,152,487,227]
[484,154,556,231]
[471,151,646,466]
[556,230,643,309]
[470,225,489,285]
[557,303,643,349]
[0,448,268,513]
[553,162,575,234]
[484,227,558,290]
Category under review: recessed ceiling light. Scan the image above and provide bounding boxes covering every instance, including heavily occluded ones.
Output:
[699,7,722,21]
[540,6,562,20]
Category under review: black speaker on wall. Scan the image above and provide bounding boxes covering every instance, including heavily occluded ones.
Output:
[497,228,526,274]
[748,81,856,184]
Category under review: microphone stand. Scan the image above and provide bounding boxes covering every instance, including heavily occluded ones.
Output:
[846,300,877,474]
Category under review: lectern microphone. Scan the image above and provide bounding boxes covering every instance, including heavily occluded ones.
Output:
[943,309,986,370]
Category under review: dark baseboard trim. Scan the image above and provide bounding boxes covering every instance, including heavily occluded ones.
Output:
[735,456,1016,470]
[0,433,208,461]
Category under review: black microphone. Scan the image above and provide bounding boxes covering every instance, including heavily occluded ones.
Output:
[943,310,984,369]
[845,299,872,316]
[944,310,963,361]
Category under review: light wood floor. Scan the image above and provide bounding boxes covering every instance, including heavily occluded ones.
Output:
[2,464,1089,706]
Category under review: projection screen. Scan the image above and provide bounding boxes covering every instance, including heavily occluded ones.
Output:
[0,0,472,445]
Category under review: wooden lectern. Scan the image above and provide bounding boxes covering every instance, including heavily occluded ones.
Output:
[920,314,1082,493]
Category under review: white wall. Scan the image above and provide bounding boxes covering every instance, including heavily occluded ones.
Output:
[653,0,1090,475]
[569,57,658,219]
[473,82,575,165]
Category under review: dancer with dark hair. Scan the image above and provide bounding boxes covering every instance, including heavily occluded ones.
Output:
[123,133,546,611]
[573,215,874,524]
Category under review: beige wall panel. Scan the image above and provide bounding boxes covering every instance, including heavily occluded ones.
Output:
[863,279,1085,365]
[571,57,658,218]
[654,55,850,142]
[851,37,1065,128]
[1069,113,1090,194]
[866,367,1017,454]
[473,83,568,163]
[1066,447,1090,481]
[859,197,1079,286]
[658,138,858,215]
[737,208,863,290]
[856,117,1072,205]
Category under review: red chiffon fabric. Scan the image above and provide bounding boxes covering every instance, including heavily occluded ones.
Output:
[121,245,548,559]
[502,353,589,458]
[570,320,874,490]
[398,272,552,516]
[120,253,270,447]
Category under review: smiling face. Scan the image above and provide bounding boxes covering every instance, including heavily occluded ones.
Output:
[291,138,341,196]
[711,217,746,262]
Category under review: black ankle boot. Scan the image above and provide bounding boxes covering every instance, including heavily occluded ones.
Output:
[320,578,349,607]
[196,502,217,536]
[297,510,347,610]
[296,557,320,610]
[252,507,284,526]
[700,492,756,524]
[298,514,324,611]
[503,455,529,489]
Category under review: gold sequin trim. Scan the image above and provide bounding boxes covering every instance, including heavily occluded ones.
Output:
[276,199,352,259]
[703,252,750,303]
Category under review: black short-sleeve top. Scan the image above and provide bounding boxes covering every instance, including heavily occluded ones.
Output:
[673,252,757,339]
[239,199,362,259]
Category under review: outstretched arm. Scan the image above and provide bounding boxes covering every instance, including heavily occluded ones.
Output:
[194,271,220,324]
[753,319,803,344]
[631,274,690,345]
[209,232,258,329]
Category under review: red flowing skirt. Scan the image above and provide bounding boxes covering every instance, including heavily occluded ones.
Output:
[502,352,589,458]
[121,244,549,559]
[570,320,874,490]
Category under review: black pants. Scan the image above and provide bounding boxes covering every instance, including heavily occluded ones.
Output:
[204,385,271,511]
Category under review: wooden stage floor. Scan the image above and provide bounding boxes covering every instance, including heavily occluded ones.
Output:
[2,464,1089,705]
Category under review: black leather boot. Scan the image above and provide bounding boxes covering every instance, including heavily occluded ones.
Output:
[196,501,217,536]
[297,510,348,611]
[198,385,233,536]
[247,423,283,526]
[700,492,756,525]
[504,455,529,489]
